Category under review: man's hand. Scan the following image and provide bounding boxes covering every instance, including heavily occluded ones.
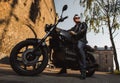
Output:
[69,31,77,35]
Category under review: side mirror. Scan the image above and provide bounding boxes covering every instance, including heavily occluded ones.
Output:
[62,5,68,12]
[60,5,68,20]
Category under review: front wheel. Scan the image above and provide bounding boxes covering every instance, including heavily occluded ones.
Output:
[10,40,48,76]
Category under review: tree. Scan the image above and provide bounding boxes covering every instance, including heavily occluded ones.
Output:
[79,0,120,70]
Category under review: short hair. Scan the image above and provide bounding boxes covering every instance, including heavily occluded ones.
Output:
[73,14,80,20]
[74,14,79,18]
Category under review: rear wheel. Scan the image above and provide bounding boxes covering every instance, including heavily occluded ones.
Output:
[10,40,48,76]
[86,53,96,77]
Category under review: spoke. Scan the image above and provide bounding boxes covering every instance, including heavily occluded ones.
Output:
[37,60,42,62]
[32,64,36,70]
[17,56,22,60]
[37,61,43,65]
[18,52,23,54]
[36,63,41,69]
[16,60,23,63]
[25,46,28,50]
[16,56,23,63]
[16,57,24,66]
[16,59,26,69]
[31,61,42,70]
[23,65,27,70]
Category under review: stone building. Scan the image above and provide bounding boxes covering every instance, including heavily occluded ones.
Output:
[0,0,56,59]
[94,46,113,72]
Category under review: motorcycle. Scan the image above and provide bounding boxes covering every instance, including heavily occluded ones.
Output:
[10,5,98,76]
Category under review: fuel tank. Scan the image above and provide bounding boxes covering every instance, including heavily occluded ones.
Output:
[59,30,72,42]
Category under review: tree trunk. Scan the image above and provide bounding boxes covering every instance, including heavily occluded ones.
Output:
[109,28,119,70]
[107,15,119,71]
[110,33,119,70]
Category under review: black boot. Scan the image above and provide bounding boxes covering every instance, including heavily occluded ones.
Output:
[80,70,86,80]
[58,68,67,74]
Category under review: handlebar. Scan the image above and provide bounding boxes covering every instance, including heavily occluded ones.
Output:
[63,16,68,20]
[58,16,68,22]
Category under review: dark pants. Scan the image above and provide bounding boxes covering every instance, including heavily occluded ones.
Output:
[77,41,86,71]
[59,41,86,74]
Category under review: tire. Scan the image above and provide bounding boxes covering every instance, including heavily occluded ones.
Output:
[86,53,96,77]
[10,40,48,76]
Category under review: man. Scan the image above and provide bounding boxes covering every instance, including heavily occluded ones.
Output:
[59,14,88,79]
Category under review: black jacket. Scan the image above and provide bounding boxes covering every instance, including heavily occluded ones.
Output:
[68,22,88,43]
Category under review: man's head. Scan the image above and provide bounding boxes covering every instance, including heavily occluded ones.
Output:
[73,14,80,23]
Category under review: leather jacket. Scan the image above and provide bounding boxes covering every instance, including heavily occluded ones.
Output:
[68,22,88,43]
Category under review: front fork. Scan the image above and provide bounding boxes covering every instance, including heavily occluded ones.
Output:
[26,38,48,56]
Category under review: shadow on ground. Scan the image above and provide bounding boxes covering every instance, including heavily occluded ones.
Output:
[0,56,10,64]
[0,56,16,75]
[42,72,97,79]
[0,66,16,76]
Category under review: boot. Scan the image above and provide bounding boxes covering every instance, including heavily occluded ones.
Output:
[58,68,67,74]
[80,70,86,80]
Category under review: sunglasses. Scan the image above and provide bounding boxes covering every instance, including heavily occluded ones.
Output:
[74,17,80,19]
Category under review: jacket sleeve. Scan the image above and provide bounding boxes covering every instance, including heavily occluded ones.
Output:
[76,22,88,36]
[67,27,74,31]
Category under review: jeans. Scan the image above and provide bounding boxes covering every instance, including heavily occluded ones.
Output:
[77,41,86,71]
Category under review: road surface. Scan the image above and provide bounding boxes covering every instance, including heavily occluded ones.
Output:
[0,64,120,83]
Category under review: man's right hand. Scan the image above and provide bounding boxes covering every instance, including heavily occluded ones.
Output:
[69,31,77,35]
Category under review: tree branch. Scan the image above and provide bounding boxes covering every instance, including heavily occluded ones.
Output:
[96,0,107,16]
[113,33,119,39]
[112,28,116,34]
[112,0,118,28]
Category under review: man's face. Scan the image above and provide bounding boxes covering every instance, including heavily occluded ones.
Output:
[74,16,80,23]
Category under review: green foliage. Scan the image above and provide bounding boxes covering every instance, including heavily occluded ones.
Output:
[79,0,120,33]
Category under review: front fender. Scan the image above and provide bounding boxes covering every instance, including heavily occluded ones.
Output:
[26,38,41,42]
[26,38,49,52]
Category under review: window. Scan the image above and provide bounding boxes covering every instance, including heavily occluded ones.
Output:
[105,55,108,64]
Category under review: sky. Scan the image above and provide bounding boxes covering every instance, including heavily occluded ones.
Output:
[54,0,120,67]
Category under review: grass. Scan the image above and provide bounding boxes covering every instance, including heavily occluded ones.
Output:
[113,69,120,75]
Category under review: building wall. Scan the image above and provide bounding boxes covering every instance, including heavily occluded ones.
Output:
[94,46,113,72]
[0,0,56,59]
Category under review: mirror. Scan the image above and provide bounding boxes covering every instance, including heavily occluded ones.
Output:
[62,5,68,12]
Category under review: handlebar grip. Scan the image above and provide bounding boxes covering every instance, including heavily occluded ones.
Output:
[58,16,68,22]
[63,16,68,20]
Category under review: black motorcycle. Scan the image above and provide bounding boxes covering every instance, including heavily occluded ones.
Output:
[10,5,98,76]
